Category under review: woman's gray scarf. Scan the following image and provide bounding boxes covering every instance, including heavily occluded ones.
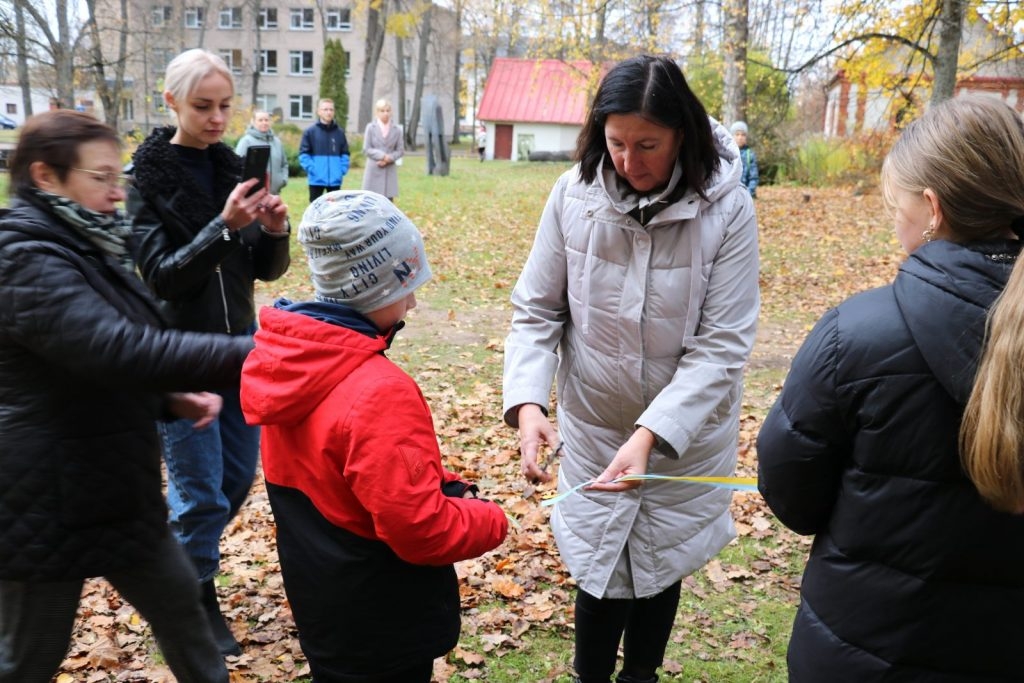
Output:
[28,186,135,271]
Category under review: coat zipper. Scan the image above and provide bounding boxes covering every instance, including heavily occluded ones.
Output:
[216,265,231,333]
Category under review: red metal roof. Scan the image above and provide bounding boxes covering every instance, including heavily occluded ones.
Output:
[477,58,596,125]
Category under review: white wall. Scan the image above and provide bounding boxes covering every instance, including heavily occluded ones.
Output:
[0,86,62,125]
[510,122,580,161]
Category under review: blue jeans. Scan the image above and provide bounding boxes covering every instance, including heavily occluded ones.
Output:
[161,386,260,582]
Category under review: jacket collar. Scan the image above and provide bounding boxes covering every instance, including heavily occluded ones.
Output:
[130,126,241,226]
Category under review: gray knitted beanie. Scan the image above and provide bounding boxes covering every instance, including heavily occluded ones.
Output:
[297,190,432,313]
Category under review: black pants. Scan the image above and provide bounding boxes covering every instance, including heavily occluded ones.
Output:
[0,531,227,683]
[573,581,682,682]
[309,185,341,202]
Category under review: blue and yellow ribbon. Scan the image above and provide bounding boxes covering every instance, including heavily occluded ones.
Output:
[539,474,759,507]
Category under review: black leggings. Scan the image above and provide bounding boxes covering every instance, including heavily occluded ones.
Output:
[573,581,682,682]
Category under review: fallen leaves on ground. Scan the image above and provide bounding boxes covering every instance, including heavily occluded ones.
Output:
[58,185,894,681]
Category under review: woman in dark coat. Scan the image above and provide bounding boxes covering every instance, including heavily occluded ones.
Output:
[0,110,254,682]
[757,96,1024,682]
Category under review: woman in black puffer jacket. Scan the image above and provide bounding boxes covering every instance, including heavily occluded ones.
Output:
[0,110,251,683]
[757,96,1024,682]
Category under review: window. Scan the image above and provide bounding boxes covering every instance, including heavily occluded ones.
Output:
[402,56,412,81]
[218,7,242,28]
[290,95,313,119]
[257,7,278,29]
[150,48,174,74]
[256,94,278,114]
[289,50,314,76]
[184,7,204,28]
[5,104,15,115]
[219,49,243,75]
[325,7,351,31]
[344,50,351,78]
[289,8,314,30]
[258,50,278,75]
[121,98,134,121]
[152,5,172,26]
[151,91,167,114]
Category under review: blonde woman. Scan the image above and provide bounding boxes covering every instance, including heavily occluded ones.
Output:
[361,98,404,201]
[126,48,291,657]
[757,95,1024,681]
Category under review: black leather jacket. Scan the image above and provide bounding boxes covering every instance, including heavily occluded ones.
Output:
[127,126,290,334]
[0,197,253,580]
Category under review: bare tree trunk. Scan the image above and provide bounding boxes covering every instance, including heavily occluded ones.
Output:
[358,0,388,131]
[16,0,77,108]
[395,34,407,132]
[250,0,264,107]
[722,0,748,125]
[931,0,964,104]
[449,0,462,144]
[14,1,32,117]
[196,0,211,47]
[85,0,129,128]
[406,3,433,149]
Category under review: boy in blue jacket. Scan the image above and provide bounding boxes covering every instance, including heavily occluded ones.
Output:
[299,98,350,202]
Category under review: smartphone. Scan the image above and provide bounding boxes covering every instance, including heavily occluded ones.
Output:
[241,145,271,197]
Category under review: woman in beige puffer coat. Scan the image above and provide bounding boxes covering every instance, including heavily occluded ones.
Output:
[503,55,760,683]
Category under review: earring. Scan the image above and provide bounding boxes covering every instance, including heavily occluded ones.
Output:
[922,225,935,243]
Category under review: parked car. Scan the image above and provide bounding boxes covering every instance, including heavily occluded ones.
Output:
[0,115,17,130]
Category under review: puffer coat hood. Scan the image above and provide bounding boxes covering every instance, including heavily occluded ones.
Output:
[757,238,1024,681]
[503,117,760,599]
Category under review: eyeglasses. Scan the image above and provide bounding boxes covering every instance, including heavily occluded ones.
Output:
[71,167,131,190]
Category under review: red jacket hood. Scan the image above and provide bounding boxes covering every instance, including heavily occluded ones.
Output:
[241,306,387,427]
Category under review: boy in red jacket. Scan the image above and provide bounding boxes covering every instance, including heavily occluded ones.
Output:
[240,190,508,683]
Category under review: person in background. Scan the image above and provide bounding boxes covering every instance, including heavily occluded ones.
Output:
[361,98,404,202]
[241,190,508,683]
[0,109,255,683]
[757,95,1024,682]
[730,121,758,198]
[127,48,291,657]
[503,55,759,683]
[476,123,487,162]
[300,98,350,202]
[235,109,289,195]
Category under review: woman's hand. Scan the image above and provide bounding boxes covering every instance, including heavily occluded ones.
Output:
[517,403,559,484]
[256,193,290,234]
[221,179,269,231]
[167,392,223,430]
[588,427,657,492]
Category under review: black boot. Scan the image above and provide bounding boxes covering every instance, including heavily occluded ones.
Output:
[200,579,241,656]
[615,675,658,683]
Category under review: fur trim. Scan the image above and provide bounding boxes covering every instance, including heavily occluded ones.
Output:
[130,127,243,230]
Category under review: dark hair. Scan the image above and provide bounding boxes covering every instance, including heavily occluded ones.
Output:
[8,110,122,197]
[576,55,719,201]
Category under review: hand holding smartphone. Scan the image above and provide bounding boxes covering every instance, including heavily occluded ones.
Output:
[241,145,271,197]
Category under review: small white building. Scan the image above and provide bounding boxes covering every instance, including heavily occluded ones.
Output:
[0,85,100,126]
[477,58,595,161]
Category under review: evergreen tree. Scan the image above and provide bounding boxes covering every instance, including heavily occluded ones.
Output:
[320,39,349,127]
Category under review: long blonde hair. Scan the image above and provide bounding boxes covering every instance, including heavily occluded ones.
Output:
[886,96,1024,512]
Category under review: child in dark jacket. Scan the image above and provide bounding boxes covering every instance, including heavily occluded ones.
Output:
[731,121,759,198]
[240,190,508,682]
